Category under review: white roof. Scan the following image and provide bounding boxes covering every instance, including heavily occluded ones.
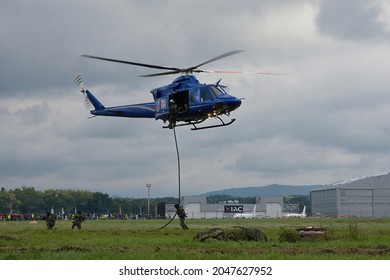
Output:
[330,172,390,186]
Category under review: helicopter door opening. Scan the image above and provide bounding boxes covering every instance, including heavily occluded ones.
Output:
[169,91,189,114]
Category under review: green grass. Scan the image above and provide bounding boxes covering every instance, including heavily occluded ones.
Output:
[1,218,390,260]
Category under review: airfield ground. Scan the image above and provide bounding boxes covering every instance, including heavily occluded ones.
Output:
[1,217,390,259]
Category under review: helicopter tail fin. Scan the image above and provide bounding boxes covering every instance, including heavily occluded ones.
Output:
[84,90,105,110]
[75,75,105,110]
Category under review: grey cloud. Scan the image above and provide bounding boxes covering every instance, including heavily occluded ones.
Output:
[316,0,389,40]
[1,0,390,197]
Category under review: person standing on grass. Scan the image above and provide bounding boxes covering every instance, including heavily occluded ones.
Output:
[72,211,85,229]
[174,204,188,230]
[43,211,56,229]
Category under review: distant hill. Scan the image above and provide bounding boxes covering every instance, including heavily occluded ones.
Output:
[203,184,322,197]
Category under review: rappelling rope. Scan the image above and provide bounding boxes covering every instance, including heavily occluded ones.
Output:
[173,126,181,205]
[160,126,181,229]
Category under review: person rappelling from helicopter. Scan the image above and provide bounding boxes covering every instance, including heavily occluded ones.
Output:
[174,204,188,230]
[168,97,179,128]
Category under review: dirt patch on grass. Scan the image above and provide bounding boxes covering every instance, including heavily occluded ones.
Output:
[167,246,390,258]
[0,235,16,241]
[54,246,91,252]
[256,247,390,257]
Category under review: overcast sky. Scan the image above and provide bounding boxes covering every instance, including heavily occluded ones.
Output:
[1,0,390,198]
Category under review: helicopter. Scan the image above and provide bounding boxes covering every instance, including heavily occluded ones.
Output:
[75,50,278,130]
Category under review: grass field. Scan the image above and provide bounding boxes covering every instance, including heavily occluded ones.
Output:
[1,217,390,260]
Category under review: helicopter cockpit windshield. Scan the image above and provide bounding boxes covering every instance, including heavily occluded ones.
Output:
[199,85,224,101]
[210,85,225,96]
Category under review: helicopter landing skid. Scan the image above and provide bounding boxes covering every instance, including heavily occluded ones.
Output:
[163,118,206,129]
[191,117,236,130]
[163,117,235,130]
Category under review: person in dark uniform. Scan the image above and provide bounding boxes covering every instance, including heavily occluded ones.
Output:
[174,204,188,229]
[43,211,56,229]
[72,211,85,229]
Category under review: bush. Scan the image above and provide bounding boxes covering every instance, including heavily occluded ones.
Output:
[193,227,268,242]
[224,226,268,242]
[279,227,298,243]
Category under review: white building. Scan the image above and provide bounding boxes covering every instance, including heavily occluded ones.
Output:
[166,195,284,219]
[311,172,390,217]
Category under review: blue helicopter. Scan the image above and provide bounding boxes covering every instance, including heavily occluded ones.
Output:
[75,50,275,130]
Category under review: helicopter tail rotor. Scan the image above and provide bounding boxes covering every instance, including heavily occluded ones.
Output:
[75,75,85,92]
[74,75,93,109]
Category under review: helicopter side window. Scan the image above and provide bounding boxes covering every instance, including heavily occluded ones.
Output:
[200,87,214,101]
[159,98,167,111]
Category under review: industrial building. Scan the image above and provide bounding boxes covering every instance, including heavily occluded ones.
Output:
[164,172,390,219]
[311,172,390,218]
[166,195,286,219]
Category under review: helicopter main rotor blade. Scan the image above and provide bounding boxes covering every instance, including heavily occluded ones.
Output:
[82,55,179,71]
[81,50,284,77]
[192,50,245,70]
[199,69,286,75]
[138,70,182,77]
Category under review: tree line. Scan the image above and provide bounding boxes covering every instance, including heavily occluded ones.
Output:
[0,186,177,218]
[0,186,310,218]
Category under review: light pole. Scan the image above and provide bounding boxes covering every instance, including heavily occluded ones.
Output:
[146,184,151,217]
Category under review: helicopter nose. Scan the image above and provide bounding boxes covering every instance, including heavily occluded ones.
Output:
[228,98,242,110]
[217,95,242,112]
